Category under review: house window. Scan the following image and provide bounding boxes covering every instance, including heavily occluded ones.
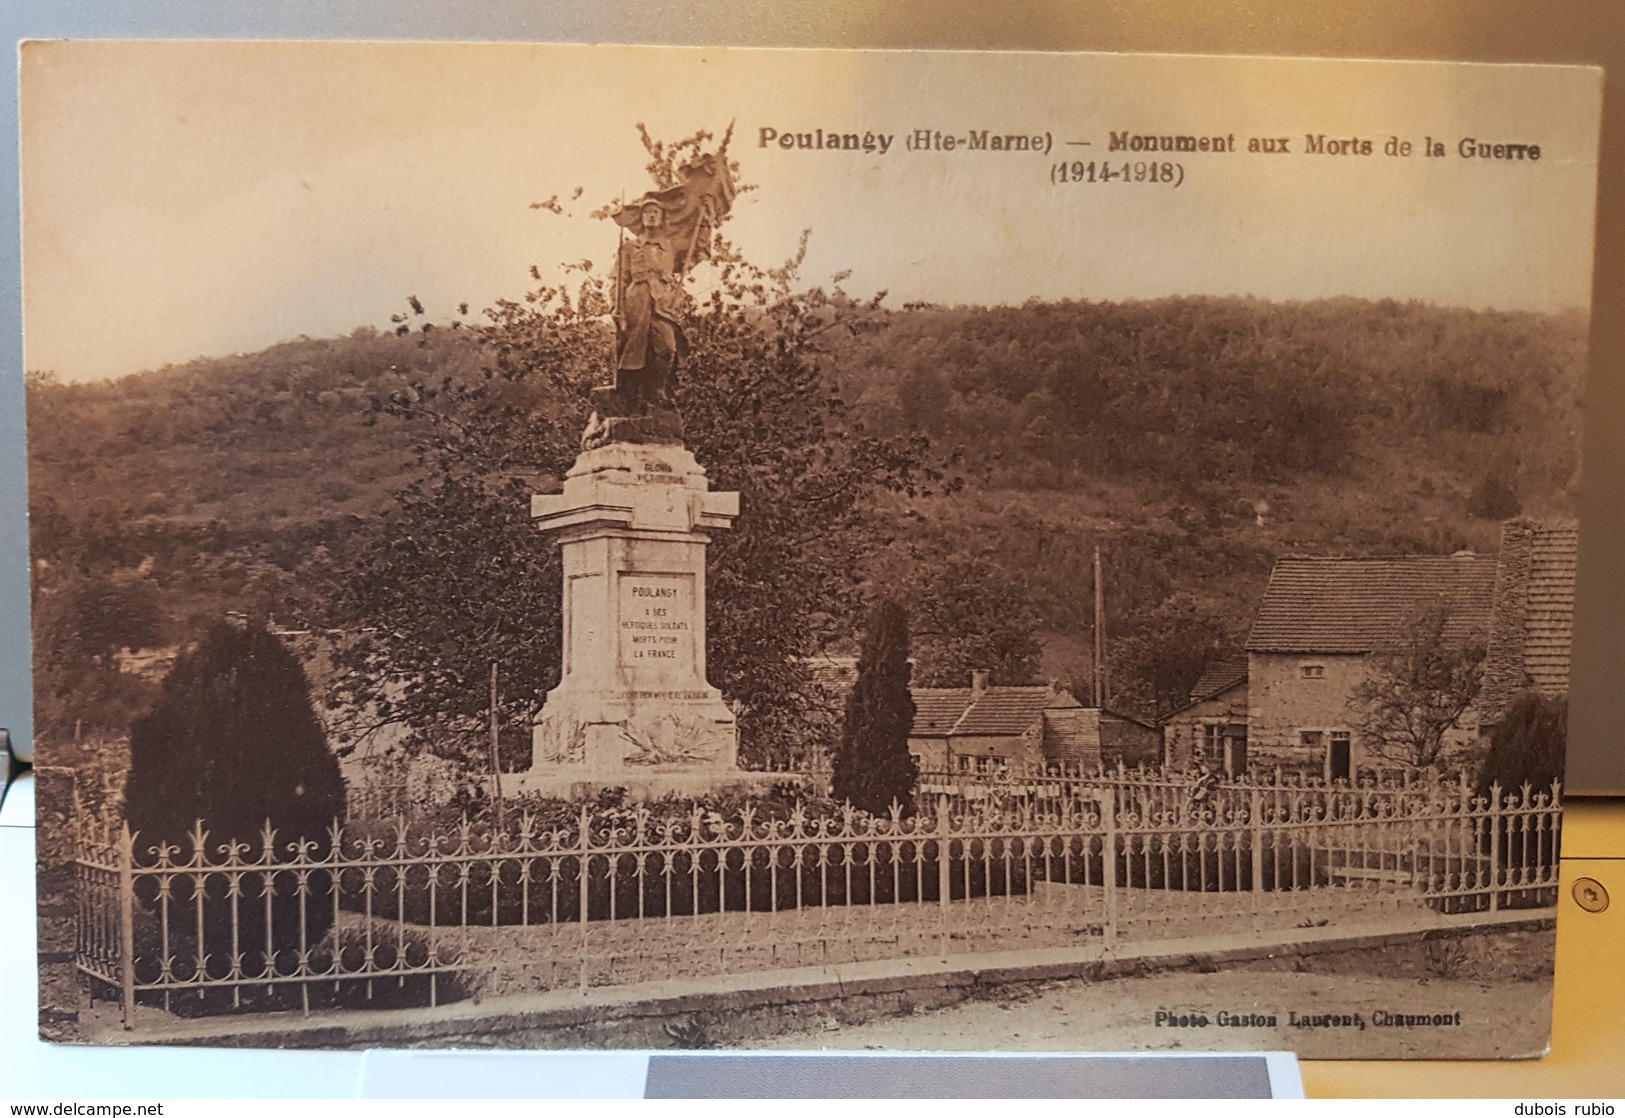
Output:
[1300,664,1326,679]
[956,755,972,773]
[974,756,993,774]
[1299,730,1325,750]
[908,752,923,768]
[1201,723,1226,766]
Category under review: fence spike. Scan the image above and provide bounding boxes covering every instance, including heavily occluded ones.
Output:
[187,820,209,866]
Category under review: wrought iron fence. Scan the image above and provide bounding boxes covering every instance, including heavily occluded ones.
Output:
[75,776,1561,1029]
[805,758,1449,816]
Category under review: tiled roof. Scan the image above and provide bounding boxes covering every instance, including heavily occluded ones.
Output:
[1523,524,1578,694]
[911,689,974,735]
[953,688,1061,736]
[806,655,859,690]
[1246,555,1496,653]
[805,654,906,717]
[909,684,1080,737]
[1189,652,1248,702]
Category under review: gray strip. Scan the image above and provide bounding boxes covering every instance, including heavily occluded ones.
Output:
[644,1054,1274,1098]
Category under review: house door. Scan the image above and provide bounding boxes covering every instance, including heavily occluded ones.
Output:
[1225,734,1247,777]
[1328,734,1351,782]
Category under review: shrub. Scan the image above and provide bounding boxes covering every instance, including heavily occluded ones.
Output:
[1478,691,1566,798]
[124,619,346,976]
[1472,691,1566,910]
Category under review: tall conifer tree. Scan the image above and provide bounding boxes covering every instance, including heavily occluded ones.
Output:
[833,600,918,815]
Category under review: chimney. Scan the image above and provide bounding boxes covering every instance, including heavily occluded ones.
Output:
[971,669,990,697]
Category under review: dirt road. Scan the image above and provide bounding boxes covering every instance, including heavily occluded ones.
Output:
[753,968,1552,1060]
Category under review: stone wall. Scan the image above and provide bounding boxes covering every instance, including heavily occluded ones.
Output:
[1479,518,1536,728]
[1041,707,1101,769]
[1163,685,1248,769]
[950,724,1046,769]
[1247,651,1370,774]
[907,734,951,770]
[1101,714,1162,768]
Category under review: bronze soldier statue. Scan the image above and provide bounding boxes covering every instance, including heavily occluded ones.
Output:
[584,146,735,449]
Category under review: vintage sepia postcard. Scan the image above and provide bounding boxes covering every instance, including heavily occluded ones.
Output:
[24,42,1600,1057]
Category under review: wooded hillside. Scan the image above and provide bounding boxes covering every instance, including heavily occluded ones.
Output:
[26,296,1585,735]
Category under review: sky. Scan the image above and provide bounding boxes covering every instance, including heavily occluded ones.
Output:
[20,42,1604,383]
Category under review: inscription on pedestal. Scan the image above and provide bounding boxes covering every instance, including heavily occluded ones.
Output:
[619,572,695,670]
[637,460,685,485]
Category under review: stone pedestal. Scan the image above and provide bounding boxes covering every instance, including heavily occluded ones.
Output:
[510,442,786,800]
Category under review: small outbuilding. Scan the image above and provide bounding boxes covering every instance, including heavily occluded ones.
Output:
[908,671,1160,773]
[1162,651,1249,774]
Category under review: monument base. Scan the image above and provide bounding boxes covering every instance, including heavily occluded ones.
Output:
[515,439,774,802]
[515,683,802,802]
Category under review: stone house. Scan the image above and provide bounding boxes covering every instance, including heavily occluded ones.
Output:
[1168,520,1578,780]
[1238,552,1498,779]
[1161,651,1249,773]
[908,671,1160,773]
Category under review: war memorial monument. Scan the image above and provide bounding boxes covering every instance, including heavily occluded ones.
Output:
[510,144,780,799]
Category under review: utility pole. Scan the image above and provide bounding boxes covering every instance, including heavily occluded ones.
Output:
[489,661,505,830]
[1093,543,1107,708]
